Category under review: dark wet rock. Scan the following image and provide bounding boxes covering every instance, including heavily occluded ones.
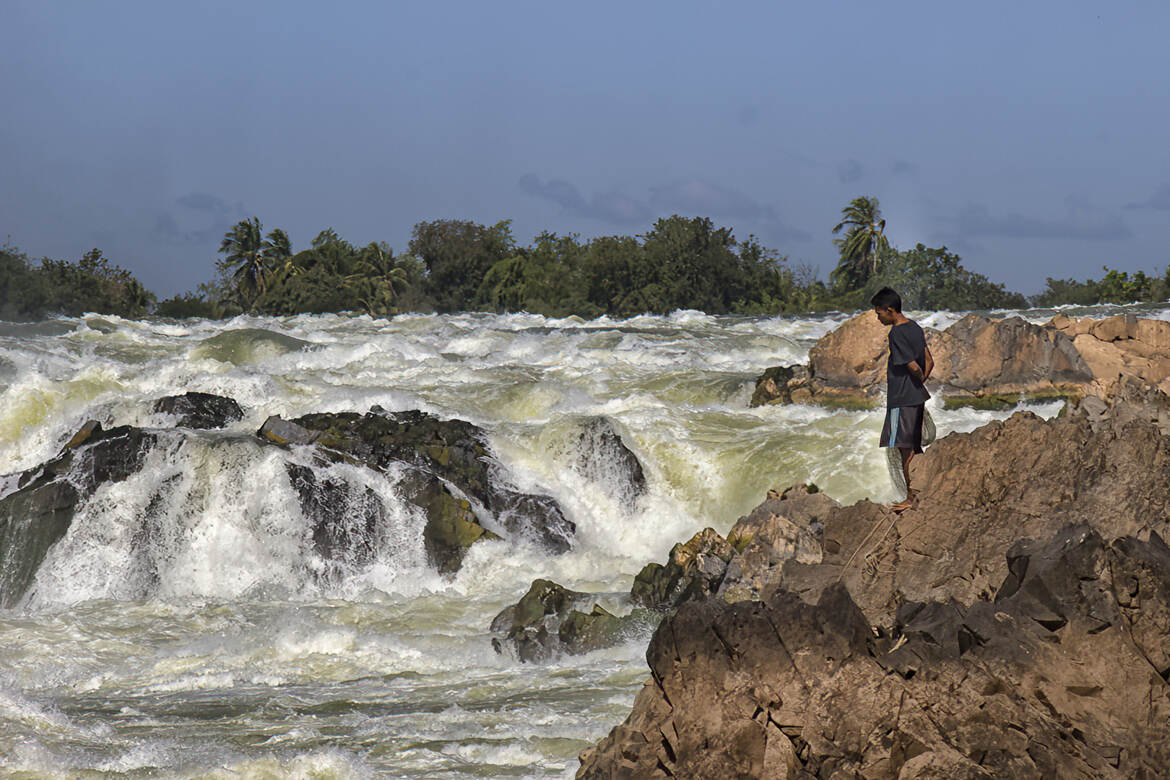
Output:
[259,409,573,573]
[490,578,655,662]
[151,392,244,429]
[412,475,500,574]
[571,416,648,509]
[0,422,158,607]
[286,464,384,573]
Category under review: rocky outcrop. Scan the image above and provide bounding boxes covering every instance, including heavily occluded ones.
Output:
[259,408,574,573]
[0,422,159,607]
[151,391,243,429]
[578,527,1170,779]
[0,399,576,606]
[490,579,654,662]
[577,393,1170,778]
[751,311,1167,410]
[1050,313,1170,398]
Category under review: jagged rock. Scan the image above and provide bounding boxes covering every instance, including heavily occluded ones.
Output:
[151,392,243,429]
[0,422,158,606]
[259,409,573,573]
[489,578,652,662]
[578,527,1170,779]
[752,312,1168,410]
[717,484,834,603]
[749,365,811,407]
[579,396,1170,778]
[630,528,735,611]
[571,416,647,510]
[770,399,1170,623]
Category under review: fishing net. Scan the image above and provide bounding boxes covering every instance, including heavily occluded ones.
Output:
[885,408,936,499]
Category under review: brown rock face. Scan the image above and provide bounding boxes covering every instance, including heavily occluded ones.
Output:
[577,394,1170,779]
[804,312,891,408]
[751,312,1170,410]
[929,315,1092,406]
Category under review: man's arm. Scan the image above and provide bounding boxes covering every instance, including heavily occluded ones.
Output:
[907,360,926,383]
[923,346,933,381]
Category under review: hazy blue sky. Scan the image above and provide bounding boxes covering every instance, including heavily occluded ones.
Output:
[3,1,1169,298]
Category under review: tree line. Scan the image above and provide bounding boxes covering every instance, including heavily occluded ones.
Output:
[2,197,1168,321]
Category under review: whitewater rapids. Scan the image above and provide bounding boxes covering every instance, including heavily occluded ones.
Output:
[1,304,1162,777]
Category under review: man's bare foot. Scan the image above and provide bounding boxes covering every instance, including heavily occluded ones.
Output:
[890,490,919,513]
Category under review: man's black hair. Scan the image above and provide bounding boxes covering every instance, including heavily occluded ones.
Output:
[870,287,902,312]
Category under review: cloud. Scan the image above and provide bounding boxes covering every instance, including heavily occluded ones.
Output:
[153,192,248,245]
[954,197,1131,241]
[649,179,768,220]
[648,178,811,242]
[1124,183,1170,211]
[891,160,917,177]
[519,174,811,243]
[837,159,864,184]
[518,174,651,225]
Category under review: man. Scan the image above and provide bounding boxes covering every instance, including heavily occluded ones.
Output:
[871,287,933,512]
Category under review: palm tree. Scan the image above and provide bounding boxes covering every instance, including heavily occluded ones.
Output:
[349,242,409,315]
[831,196,889,290]
[262,228,292,263]
[217,218,268,307]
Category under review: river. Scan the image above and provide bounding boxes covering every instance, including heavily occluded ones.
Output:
[1,304,1163,777]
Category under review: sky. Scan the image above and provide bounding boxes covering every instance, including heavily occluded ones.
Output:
[2,1,1169,298]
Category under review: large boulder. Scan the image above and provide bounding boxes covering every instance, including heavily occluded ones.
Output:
[929,315,1092,408]
[0,422,158,606]
[259,408,574,573]
[751,312,1167,410]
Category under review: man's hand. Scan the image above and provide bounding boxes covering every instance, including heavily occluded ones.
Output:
[923,346,934,381]
[907,360,925,383]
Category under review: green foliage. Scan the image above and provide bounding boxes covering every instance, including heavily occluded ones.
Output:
[0,245,48,320]
[410,219,516,313]
[154,291,232,319]
[864,244,1027,311]
[1030,266,1169,307]
[38,249,155,317]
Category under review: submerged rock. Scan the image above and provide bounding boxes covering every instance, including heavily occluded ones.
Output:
[0,422,158,607]
[570,416,648,510]
[151,391,244,429]
[578,395,1170,778]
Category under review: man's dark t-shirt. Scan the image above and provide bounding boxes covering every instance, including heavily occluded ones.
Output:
[887,320,929,407]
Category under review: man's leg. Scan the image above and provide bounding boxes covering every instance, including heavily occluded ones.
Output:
[891,447,916,512]
[900,447,915,497]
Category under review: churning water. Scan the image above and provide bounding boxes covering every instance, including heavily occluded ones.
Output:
[0,304,1164,777]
